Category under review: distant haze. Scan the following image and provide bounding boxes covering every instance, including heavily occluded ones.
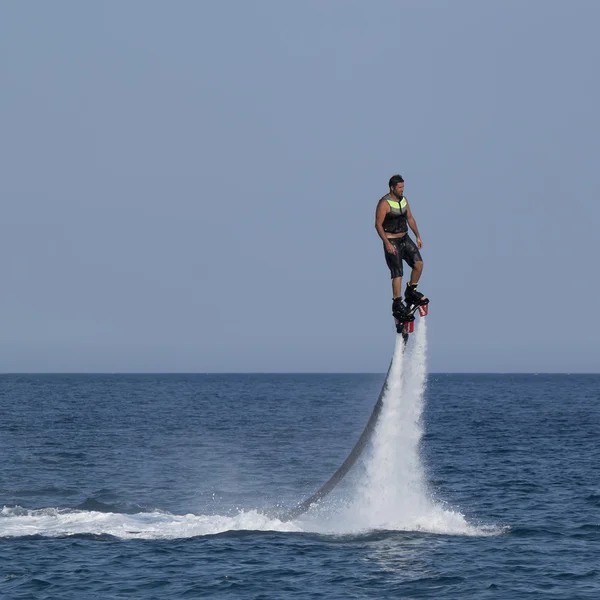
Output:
[2,1,599,373]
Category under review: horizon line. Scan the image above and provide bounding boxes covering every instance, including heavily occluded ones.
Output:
[1,371,598,376]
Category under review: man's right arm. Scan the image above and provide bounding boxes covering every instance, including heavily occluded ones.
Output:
[375,200,395,254]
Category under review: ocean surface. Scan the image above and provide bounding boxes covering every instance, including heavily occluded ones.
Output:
[1,328,599,599]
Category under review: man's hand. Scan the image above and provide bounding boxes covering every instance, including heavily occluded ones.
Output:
[385,242,396,255]
[416,237,423,250]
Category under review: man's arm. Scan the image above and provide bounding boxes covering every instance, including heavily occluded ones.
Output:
[375,200,396,254]
[405,202,423,249]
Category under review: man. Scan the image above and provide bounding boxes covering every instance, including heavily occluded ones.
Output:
[375,174,428,322]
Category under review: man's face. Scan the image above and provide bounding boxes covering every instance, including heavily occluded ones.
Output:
[392,182,404,197]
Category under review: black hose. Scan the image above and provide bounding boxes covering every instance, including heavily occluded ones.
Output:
[279,358,394,521]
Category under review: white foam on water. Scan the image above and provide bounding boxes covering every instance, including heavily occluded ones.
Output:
[0,505,301,539]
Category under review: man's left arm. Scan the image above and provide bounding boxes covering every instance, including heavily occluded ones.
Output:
[406,202,423,249]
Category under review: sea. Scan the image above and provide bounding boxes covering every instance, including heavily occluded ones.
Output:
[1,322,599,599]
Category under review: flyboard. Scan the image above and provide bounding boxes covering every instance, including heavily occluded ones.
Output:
[279,297,429,521]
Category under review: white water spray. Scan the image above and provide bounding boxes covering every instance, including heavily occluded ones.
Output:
[341,320,477,534]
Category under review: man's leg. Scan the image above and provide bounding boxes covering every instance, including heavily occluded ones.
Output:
[406,261,428,305]
[403,237,426,304]
[386,239,409,320]
[409,261,423,285]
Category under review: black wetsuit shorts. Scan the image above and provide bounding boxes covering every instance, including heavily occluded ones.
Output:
[384,235,423,279]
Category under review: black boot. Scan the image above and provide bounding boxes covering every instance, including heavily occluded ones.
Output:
[405,283,429,307]
[392,297,410,321]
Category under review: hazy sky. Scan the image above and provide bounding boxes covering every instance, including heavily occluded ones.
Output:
[2,1,599,373]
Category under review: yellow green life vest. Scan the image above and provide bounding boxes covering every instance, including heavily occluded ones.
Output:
[382,194,408,234]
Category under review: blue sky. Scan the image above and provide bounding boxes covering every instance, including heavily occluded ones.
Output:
[1,0,599,372]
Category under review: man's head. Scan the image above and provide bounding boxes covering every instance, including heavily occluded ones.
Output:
[389,174,404,197]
